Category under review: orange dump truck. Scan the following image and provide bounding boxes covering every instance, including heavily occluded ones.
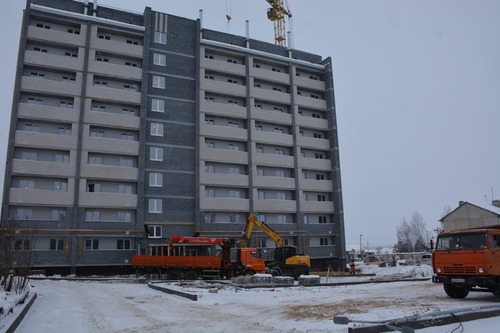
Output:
[432,226,500,299]
[132,235,265,280]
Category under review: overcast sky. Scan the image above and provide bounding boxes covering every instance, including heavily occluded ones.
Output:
[1,0,499,249]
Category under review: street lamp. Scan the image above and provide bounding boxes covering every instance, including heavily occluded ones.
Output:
[359,234,363,260]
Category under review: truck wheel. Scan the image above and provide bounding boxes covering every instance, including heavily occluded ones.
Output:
[167,270,181,280]
[444,284,469,298]
[185,270,199,280]
[294,268,306,280]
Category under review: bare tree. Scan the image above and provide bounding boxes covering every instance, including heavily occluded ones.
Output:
[0,219,36,293]
[394,211,430,253]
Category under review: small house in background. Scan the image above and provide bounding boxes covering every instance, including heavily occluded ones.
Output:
[440,200,500,231]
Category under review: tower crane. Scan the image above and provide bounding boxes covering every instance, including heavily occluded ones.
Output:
[265,0,292,47]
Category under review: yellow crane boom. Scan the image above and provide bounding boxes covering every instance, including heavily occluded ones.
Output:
[265,0,292,47]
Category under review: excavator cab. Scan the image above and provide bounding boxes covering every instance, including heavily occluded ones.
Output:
[274,246,311,268]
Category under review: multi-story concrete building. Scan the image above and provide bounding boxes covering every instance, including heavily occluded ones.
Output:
[2,0,345,274]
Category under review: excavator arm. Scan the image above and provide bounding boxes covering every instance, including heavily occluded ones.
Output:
[239,213,283,247]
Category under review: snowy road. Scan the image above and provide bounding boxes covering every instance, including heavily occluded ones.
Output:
[15,278,500,333]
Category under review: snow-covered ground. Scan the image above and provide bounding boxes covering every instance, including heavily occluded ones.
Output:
[3,265,500,333]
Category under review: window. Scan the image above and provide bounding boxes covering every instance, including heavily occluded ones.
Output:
[67,28,80,35]
[153,53,166,66]
[96,56,109,63]
[36,23,51,29]
[51,209,65,221]
[85,210,100,221]
[152,75,165,89]
[125,61,138,67]
[316,174,325,180]
[150,147,163,161]
[257,168,264,176]
[258,239,267,248]
[277,192,286,200]
[88,155,103,165]
[149,172,163,187]
[16,208,33,220]
[228,121,239,128]
[258,191,265,199]
[92,105,106,112]
[230,214,241,222]
[229,190,240,199]
[205,118,215,125]
[317,194,326,202]
[21,151,37,160]
[228,167,239,175]
[65,51,78,58]
[121,133,135,141]
[50,239,64,250]
[15,239,31,251]
[30,71,45,78]
[117,239,131,250]
[118,211,132,222]
[59,101,74,108]
[149,199,162,213]
[314,153,324,159]
[256,146,264,154]
[151,98,165,112]
[20,179,35,189]
[120,157,134,167]
[90,129,104,138]
[118,184,133,194]
[228,144,239,151]
[205,164,215,173]
[275,170,285,177]
[58,127,71,135]
[98,34,110,40]
[277,215,287,224]
[154,31,167,44]
[205,189,215,198]
[275,149,285,155]
[256,125,263,131]
[94,80,107,87]
[320,237,329,246]
[33,47,48,53]
[55,153,69,163]
[87,183,102,192]
[151,123,164,136]
[313,133,323,139]
[85,239,99,250]
[126,39,139,45]
[205,141,215,149]
[27,97,43,105]
[53,181,68,191]
[319,216,327,224]
[148,225,162,238]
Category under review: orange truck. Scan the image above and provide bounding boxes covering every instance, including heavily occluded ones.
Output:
[432,226,500,299]
[132,235,265,280]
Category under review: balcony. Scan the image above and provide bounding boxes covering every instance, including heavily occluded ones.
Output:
[200,148,248,164]
[200,100,247,118]
[294,75,325,91]
[253,131,293,146]
[253,176,295,190]
[296,116,329,130]
[297,158,332,171]
[200,173,249,187]
[200,125,247,141]
[86,83,141,104]
[90,29,143,58]
[253,199,296,212]
[82,136,139,155]
[9,188,74,206]
[300,179,333,192]
[78,192,137,208]
[250,67,290,85]
[200,197,250,211]
[251,87,291,104]
[18,103,79,123]
[12,159,76,178]
[15,131,77,150]
[295,94,327,110]
[84,109,140,130]
[88,61,142,81]
[80,164,138,181]
[21,75,81,97]
[27,25,86,47]
[251,108,292,125]
[24,50,84,71]
[300,200,335,213]
[201,57,246,76]
[296,137,330,150]
[253,153,294,168]
[201,79,247,97]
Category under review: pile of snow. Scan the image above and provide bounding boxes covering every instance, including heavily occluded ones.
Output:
[0,279,31,331]
[359,262,434,278]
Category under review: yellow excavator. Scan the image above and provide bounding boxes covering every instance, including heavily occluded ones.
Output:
[238,213,310,279]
